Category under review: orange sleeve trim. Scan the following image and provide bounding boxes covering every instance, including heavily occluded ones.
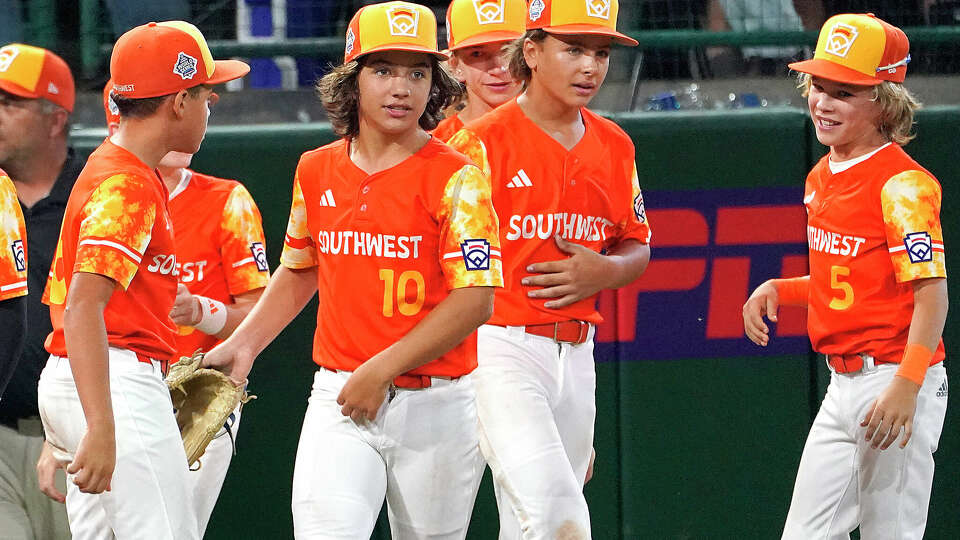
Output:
[772,276,809,307]
[896,343,934,386]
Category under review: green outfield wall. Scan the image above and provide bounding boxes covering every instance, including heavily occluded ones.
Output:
[71,107,960,539]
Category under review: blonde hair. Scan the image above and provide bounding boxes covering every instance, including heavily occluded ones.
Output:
[798,73,922,145]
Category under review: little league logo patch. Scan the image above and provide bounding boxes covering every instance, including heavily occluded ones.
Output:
[461,239,491,271]
[633,192,646,223]
[345,28,356,57]
[173,51,198,80]
[824,22,859,58]
[386,5,420,37]
[11,240,25,272]
[904,232,934,263]
[529,0,545,22]
[0,46,19,72]
[473,0,505,25]
[250,242,269,272]
[585,0,611,20]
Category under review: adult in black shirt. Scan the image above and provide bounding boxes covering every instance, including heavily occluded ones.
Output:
[0,43,79,540]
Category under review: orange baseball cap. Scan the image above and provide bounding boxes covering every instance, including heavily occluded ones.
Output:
[344,1,448,63]
[0,43,75,112]
[789,13,910,86]
[103,80,120,126]
[110,21,250,99]
[526,0,638,47]
[446,0,526,51]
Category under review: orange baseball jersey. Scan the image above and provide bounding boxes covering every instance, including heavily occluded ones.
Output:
[281,137,503,378]
[804,143,946,365]
[44,139,179,361]
[431,114,465,143]
[447,99,651,325]
[168,170,269,358]
[0,170,28,301]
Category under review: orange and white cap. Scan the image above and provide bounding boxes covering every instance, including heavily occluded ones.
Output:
[344,1,448,63]
[525,0,637,47]
[103,80,120,126]
[446,0,525,51]
[0,43,75,112]
[110,21,250,99]
[789,13,910,86]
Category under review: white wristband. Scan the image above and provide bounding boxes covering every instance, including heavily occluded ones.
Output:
[193,296,227,335]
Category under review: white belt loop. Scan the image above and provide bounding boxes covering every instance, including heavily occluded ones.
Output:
[860,353,877,373]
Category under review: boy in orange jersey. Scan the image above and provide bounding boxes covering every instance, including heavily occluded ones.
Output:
[204,2,502,538]
[0,167,27,399]
[743,14,948,539]
[446,1,651,537]
[431,0,525,141]
[37,22,248,540]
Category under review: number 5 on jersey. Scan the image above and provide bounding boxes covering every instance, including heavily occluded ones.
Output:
[379,269,425,316]
[829,265,853,310]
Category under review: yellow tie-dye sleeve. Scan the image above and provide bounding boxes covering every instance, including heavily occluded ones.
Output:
[881,170,946,282]
[0,174,27,300]
[220,184,270,295]
[438,164,503,290]
[446,129,492,179]
[75,174,158,289]
[280,175,318,269]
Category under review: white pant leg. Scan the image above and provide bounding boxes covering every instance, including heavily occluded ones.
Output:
[383,375,485,540]
[292,370,387,540]
[0,421,70,540]
[474,325,595,540]
[37,350,198,540]
[188,404,241,537]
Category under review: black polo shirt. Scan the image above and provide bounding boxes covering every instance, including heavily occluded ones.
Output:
[0,148,84,427]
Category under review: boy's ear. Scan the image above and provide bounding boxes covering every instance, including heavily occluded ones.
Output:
[170,90,189,120]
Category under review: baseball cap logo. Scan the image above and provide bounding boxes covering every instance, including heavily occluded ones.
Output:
[824,22,859,58]
[386,5,421,37]
[585,0,611,20]
[473,0,505,25]
[529,0,545,22]
[0,46,20,72]
[173,51,198,80]
[345,28,356,57]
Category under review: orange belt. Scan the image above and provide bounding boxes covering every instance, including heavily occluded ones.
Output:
[523,320,591,344]
[62,351,168,376]
[826,353,888,374]
[320,366,454,389]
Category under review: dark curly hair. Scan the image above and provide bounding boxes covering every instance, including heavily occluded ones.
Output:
[317,55,463,138]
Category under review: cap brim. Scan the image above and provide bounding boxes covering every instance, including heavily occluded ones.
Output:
[206,59,251,85]
[355,44,449,62]
[0,79,40,100]
[449,31,524,51]
[788,58,883,86]
[544,24,638,47]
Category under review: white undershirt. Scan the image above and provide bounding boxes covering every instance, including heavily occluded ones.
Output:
[168,169,193,201]
[828,142,892,174]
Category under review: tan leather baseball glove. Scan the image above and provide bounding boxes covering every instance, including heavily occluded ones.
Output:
[165,350,255,468]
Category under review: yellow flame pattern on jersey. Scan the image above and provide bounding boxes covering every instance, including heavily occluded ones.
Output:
[281,175,318,269]
[881,170,946,281]
[440,164,503,289]
[0,174,28,300]
[74,174,157,289]
[220,184,270,293]
[447,129,492,177]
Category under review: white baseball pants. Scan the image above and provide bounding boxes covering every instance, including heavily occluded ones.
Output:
[291,368,485,540]
[188,404,241,537]
[37,349,198,540]
[473,324,597,540]
[782,359,948,540]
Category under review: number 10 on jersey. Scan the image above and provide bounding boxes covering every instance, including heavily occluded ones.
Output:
[379,269,425,317]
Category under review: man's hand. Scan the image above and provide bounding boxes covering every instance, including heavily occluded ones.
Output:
[742,280,780,346]
[523,236,614,309]
[37,440,67,503]
[338,361,392,423]
[861,376,921,450]
[66,425,115,494]
[169,283,200,326]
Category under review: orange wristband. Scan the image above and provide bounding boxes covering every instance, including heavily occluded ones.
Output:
[772,276,809,307]
[896,343,934,386]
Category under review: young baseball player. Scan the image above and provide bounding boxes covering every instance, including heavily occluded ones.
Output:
[431,0,525,141]
[102,83,269,536]
[203,2,502,538]
[37,21,248,539]
[0,167,27,399]
[742,13,949,539]
[446,1,651,537]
